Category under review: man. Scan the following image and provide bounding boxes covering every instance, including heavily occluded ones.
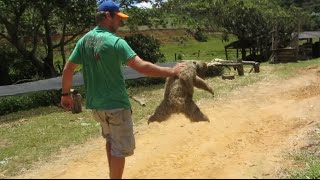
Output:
[60,0,186,179]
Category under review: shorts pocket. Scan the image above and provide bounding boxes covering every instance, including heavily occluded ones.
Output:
[92,110,104,123]
[107,109,125,126]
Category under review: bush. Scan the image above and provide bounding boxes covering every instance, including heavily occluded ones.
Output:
[125,77,165,88]
[0,91,60,116]
[0,85,88,117]
[193,28,208,42]
[124,33,165,63]
[177,53,184,60]
[186,27,208,42]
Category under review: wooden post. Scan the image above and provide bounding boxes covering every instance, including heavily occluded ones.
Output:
[253,62,260,73]
[225,48,228,60]
[236,48,239,59]
[237,64,244,76]
[242,61,260,73]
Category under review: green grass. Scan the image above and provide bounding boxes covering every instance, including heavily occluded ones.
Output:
[268,58,320,78]
[160,32,238,61]
[286,123,320,179]
[0,107,100,176]
[289,153,320,179]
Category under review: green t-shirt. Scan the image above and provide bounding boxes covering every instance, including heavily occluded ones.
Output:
[69,26,136,110]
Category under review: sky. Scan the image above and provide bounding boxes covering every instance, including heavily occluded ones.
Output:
[131,1,153,9]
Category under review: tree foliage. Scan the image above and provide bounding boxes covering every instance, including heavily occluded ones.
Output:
[163,0,310,60]
[124,33,165,63]
[0,0,96,80]
[0,0,169,84]
[280,0,320,30]
[124,6,167,32]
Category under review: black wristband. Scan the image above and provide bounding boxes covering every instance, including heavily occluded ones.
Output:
[61,92,71,96]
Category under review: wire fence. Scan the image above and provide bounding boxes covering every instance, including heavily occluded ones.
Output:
[171,50,238,61]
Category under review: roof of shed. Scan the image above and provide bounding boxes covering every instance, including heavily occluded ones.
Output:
[225,40,256,49]
[299,31,320,39]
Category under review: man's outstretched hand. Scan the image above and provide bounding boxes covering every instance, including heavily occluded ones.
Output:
[61,96,73,111]
[172,62,187,76]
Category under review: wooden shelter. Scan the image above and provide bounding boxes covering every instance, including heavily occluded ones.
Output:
[271,31,320,63]
[224,39,268,62]
[224,40,255,60]
[298,31,320,59]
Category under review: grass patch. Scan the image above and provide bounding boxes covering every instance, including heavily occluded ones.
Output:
[286,123,320,179]
[269,58,320,78]
[288,152,320,179]
[160,32,238,61]
[0,107,100,176]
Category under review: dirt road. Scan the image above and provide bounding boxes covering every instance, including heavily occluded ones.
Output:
[15,66,320,179]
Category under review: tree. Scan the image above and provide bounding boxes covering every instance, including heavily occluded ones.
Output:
[0,0,169,81]
[124,33,165,63]
[0,0,96,79]
[118,0,168,32]
[280,0,320,30]
[163,0,309,60]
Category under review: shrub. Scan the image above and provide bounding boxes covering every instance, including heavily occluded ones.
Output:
[0,85,87,117]
[0,91,60,117]
[186,27,208,42]
[125,77,165,88]
[124,33,165,63]
[177,53,184,60]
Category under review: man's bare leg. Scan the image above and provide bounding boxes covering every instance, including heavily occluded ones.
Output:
[106,142,111,174]
[106,142,125,179]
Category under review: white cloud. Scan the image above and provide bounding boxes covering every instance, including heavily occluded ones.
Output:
[132,1,153,9]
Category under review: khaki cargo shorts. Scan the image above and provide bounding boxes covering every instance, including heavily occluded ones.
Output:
[92,108,135,157]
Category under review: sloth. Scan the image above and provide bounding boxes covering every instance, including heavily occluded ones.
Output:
[148,61,214,124]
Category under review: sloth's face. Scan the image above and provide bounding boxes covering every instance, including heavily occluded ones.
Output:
[192,61,208,76]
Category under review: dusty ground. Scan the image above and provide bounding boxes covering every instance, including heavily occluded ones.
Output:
[14,66,320,179]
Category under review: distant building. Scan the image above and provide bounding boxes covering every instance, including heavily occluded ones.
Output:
[298,31,320,60]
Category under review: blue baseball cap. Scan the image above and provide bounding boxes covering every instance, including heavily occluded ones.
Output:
[97,0,129,19]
